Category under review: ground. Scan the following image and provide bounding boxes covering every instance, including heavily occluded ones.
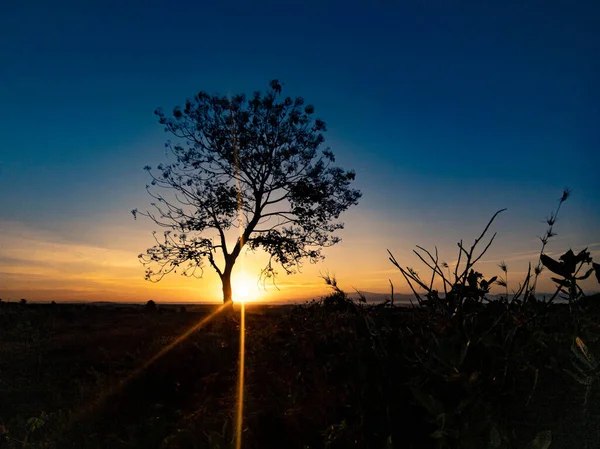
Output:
[0,298,599,448]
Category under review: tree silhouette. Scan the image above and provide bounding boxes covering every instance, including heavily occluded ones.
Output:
[133,80,361,305]
[145,299,157,311]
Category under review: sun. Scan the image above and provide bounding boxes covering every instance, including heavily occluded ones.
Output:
[232,273,256,302]
[235,283,250,301]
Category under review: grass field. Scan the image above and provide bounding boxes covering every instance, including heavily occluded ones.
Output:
[1,296,599,449]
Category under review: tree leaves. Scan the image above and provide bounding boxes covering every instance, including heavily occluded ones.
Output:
[137,81,361,293]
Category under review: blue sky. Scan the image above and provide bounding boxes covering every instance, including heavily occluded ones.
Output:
[1,0,598,302]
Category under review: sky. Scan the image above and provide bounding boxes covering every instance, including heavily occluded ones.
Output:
[1,0,599,303]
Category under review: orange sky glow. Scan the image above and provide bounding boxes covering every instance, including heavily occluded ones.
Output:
[1,205,598,304]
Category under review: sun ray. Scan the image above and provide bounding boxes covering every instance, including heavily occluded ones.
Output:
[231,100,247,449]
[235,301,246,449]
[62,303,228,431]
[134,303,229,373]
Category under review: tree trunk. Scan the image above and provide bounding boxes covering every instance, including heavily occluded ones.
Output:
[222,272,233,303]
[221,266,234,312]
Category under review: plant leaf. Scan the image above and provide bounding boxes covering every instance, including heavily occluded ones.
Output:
[540,254,569,277]
[576,268,594,281]
[573,248,591,265]
[575,337,594,364]
[525,430,552,449]
[551,277,570,287]
[411,388,443,417]
[488,426,502,449]
[384,435,394,449]
[565,368,593,386]
[458,340,470,367]
[593,262,600,284]
[430,429,445,439]
[559,249,578,274]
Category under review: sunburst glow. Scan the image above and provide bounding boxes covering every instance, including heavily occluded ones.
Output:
[232,273,258,302]
[235,283,250,300]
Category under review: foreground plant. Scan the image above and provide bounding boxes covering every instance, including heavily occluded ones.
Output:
[565,336,600,408]
[540,249,599,304]
[384,189,600,448]
[387,208,504,317]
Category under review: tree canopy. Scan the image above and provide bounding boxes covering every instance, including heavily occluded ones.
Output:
[133,80,361,304]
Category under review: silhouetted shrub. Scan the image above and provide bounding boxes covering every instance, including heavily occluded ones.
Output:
[380,189,600,448]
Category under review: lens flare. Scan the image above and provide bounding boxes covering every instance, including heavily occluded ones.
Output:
[235,301,246,449]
